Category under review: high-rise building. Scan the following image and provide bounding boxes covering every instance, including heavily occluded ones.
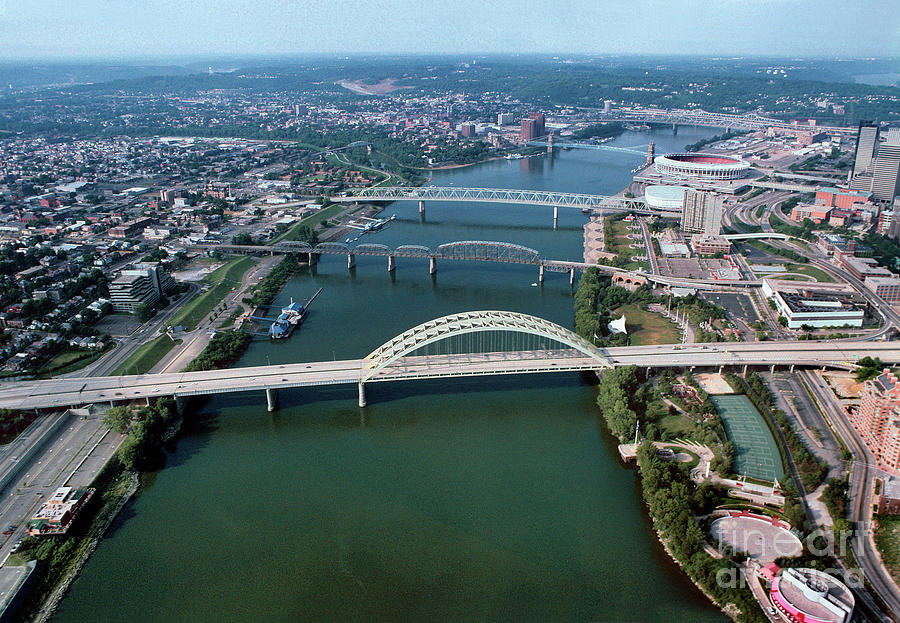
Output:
[680,190,723,235]
[852,122,880,177]
[851,370,900,472]
[528,113,546,138]
[603,100,612,114]
[497,113,514,126]
[520,118,539,141]
[871,130,900,203]
[460,122,476,138]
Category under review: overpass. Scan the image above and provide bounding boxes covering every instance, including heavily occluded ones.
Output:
[329,186,672,222]
[0,311,895,413]
[722,232,789,241]
[189,239,759,290]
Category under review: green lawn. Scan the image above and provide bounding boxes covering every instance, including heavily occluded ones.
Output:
[112,336,182,376]
[168,256,256,331]
[270,203,345,244]
[658,414,698,440]
[782,263,834,283]
[875,515,900,585]
[36,346,114,377]
[612,303,680,346]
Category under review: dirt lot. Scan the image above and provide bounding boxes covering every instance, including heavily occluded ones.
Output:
[695,372,735,395]
[820,370,864,398]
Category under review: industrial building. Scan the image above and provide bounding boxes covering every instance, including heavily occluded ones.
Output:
[689,233,731,255]
[762,280,864,329]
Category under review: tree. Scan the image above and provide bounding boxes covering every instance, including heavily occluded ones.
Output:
[778,315,788,327]
[103,406,132,434]
[134,303,155,323]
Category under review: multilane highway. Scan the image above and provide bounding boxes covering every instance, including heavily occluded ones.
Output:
[1,341,898,412]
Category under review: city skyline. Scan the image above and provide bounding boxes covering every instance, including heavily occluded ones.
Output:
[1,0,898,60]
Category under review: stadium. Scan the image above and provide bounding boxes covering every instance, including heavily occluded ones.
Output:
[654,153,751,181]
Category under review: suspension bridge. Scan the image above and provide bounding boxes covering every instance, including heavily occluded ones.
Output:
[0,311,896,413]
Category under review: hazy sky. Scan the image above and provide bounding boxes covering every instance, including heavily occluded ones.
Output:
[1,0,898,60]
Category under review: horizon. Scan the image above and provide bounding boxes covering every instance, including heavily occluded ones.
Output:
[1,0,898,61]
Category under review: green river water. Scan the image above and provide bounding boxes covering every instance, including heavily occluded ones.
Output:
[53,127,727,622]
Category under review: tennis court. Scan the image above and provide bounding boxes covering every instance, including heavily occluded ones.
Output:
[710,394,784,482]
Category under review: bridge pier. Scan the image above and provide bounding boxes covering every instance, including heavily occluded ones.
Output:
[175,395,186,416]
[742,364,748,375]
[347,253,355,270]
[719,365,724,375]
[569,267,575,287]
[387,255,396,272]
[308,253,319,266]
[770,364,776,373]
[418,200,425,216]
[429,256,437,275]
[266,388,278,412]
[539,264,545,283]
[553,206,559,229]
[789,364,795,373]
[358,382,367,408]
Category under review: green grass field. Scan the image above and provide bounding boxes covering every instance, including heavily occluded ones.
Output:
[612,303,680,346]
[658,414,697,439]
[112,336,182,376]
[36,346,113,377]
[271,203,345,244]
[782,263,834,283]
[710,394,784,482]
[168,256,256,331]
[875,515,900,585]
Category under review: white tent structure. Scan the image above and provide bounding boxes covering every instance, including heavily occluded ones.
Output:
[608,315,627,335]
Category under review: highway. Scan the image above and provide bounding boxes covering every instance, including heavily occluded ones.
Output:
[801,369,900,619]
[0,341,898,411]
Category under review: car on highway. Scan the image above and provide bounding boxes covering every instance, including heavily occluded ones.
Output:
[3,524,16,535]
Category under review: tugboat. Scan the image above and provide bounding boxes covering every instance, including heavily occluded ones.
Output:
[250,287,323,340]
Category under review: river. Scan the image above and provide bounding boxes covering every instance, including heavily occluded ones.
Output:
[53,127,728,622]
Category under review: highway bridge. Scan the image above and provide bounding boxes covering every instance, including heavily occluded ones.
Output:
[329,186,669,218]
[600,108,855,136]
[188,239,759,290]
[1,311,895,412]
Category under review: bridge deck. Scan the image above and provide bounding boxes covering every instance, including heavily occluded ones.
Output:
[0,341,895,411]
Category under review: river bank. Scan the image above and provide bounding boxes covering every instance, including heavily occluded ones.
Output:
[51,126,729,623]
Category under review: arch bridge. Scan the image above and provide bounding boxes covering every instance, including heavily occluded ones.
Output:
[0,312,897,413]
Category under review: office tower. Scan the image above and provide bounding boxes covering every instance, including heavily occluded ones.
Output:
[853,122,880,177]
[680,190,723,235]
[460,122,476,138]
[871,129,900,203]
[497,113,514,125]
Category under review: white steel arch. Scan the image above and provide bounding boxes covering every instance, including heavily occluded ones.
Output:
[362,310,611,381]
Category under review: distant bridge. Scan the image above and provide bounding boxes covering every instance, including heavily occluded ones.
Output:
[525,138,649,155]
[188,239,759,290]
[330,186,670,217]
[601,109,854,135]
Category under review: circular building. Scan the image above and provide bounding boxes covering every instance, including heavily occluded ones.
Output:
[770,567,854,623]
[654,153,750,180]
[643,185,687,212]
